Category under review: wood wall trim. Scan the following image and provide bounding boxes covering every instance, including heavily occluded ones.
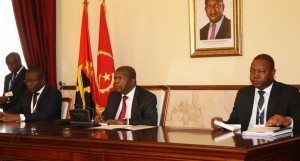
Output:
[60,85,300,90]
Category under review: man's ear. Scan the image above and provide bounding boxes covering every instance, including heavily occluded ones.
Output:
[272,68,276,75]
[130,79,136,86]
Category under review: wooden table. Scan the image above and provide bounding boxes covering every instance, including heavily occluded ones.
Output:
[0,121,299,161]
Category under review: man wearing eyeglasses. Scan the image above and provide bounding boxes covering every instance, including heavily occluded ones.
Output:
[0,67,62,122]
[0,52,27,112]
[200,0,231,40]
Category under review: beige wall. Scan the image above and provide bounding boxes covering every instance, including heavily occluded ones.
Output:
[57,0,300,94]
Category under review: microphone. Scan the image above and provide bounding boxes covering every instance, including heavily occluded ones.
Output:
[74,104,95,121]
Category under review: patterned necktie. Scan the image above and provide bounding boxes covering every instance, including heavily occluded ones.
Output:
[210,23,216,40]
[118,96,128,119]
[256,90,265,125]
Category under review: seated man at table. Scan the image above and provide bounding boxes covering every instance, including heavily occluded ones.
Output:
[96,66,158,126]
[0,67,62,122]
[211,54,300,131]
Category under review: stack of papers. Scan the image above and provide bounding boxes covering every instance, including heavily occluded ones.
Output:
[242,126,292,137]
[214,120,241,132]
[242,132,293,141]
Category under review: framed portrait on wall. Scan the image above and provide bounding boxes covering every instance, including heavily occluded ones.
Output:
[189,0,242,57]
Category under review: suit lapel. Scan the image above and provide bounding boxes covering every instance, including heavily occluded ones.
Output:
[267,82,280,119]
[34,85,49,112]
[9,68,26,91]
[245,87,255,121]
[216,16,230,39]
[4,74,12,92]
[111,92,122,117]
[130,87,140,120]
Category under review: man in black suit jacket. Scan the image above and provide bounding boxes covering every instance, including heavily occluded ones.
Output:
[0,52,27,112]
[211,54,300,131]
[97,66,157,126]
[0,67,62,122]
[200,0,231,40]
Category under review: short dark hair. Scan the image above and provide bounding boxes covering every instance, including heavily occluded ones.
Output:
[116,66,136,79]
[6,52,21,63]
[27,66,45,79]
[253,54,275,70]
[205,0,223,5]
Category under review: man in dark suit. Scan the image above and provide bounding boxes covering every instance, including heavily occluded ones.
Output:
[96,66,157,126]
[0,52,27,112]
[200,0,231,40]
[211,54,300,131]
[0,67,62,122]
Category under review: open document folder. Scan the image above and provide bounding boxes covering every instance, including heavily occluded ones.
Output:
[88,125,156,131]
[242,126,292,137]
[214,120,241,131]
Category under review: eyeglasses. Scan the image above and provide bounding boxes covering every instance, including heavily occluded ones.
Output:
[23,79,41,84]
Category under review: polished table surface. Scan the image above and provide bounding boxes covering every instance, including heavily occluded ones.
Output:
[0,121,300,161]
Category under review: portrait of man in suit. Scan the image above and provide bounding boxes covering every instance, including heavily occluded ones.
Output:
[200,0,231,40]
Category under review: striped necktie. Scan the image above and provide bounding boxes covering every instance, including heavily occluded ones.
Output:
[256,90,265,125]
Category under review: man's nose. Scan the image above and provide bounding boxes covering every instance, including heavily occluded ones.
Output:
[253,72,260,77]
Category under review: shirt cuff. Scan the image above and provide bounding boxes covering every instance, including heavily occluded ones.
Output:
[20,114,25,121]
[287,117,293,128]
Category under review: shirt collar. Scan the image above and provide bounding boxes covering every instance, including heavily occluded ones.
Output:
[14,66,24,75]
[210,15,224,27]
[255,82,273,94]
[35,85,46,94]
[123,86,136,99]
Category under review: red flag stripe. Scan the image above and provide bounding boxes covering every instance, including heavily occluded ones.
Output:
[95,3,115,116]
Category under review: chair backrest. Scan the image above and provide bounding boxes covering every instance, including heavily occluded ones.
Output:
[61,97,73,119]
[141,85,170,126]
[164,86,238,128]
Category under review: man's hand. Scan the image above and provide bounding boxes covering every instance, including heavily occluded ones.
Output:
[211,117,224,130]
[94,115,125,125]
[265,114,292,127]
[105,119,125,125]
[1,113,20,122]
[0,96,9,104]
[94,114,106,123]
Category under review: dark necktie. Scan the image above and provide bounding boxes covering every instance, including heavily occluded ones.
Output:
[256,90,265,125]
[32,93,40,113]
[9,72,17,90]
[118,96,128,119]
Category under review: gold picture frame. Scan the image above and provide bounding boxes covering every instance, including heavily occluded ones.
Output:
[189,0,242,57]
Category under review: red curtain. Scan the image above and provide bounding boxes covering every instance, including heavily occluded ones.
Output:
[12,0,57,88]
